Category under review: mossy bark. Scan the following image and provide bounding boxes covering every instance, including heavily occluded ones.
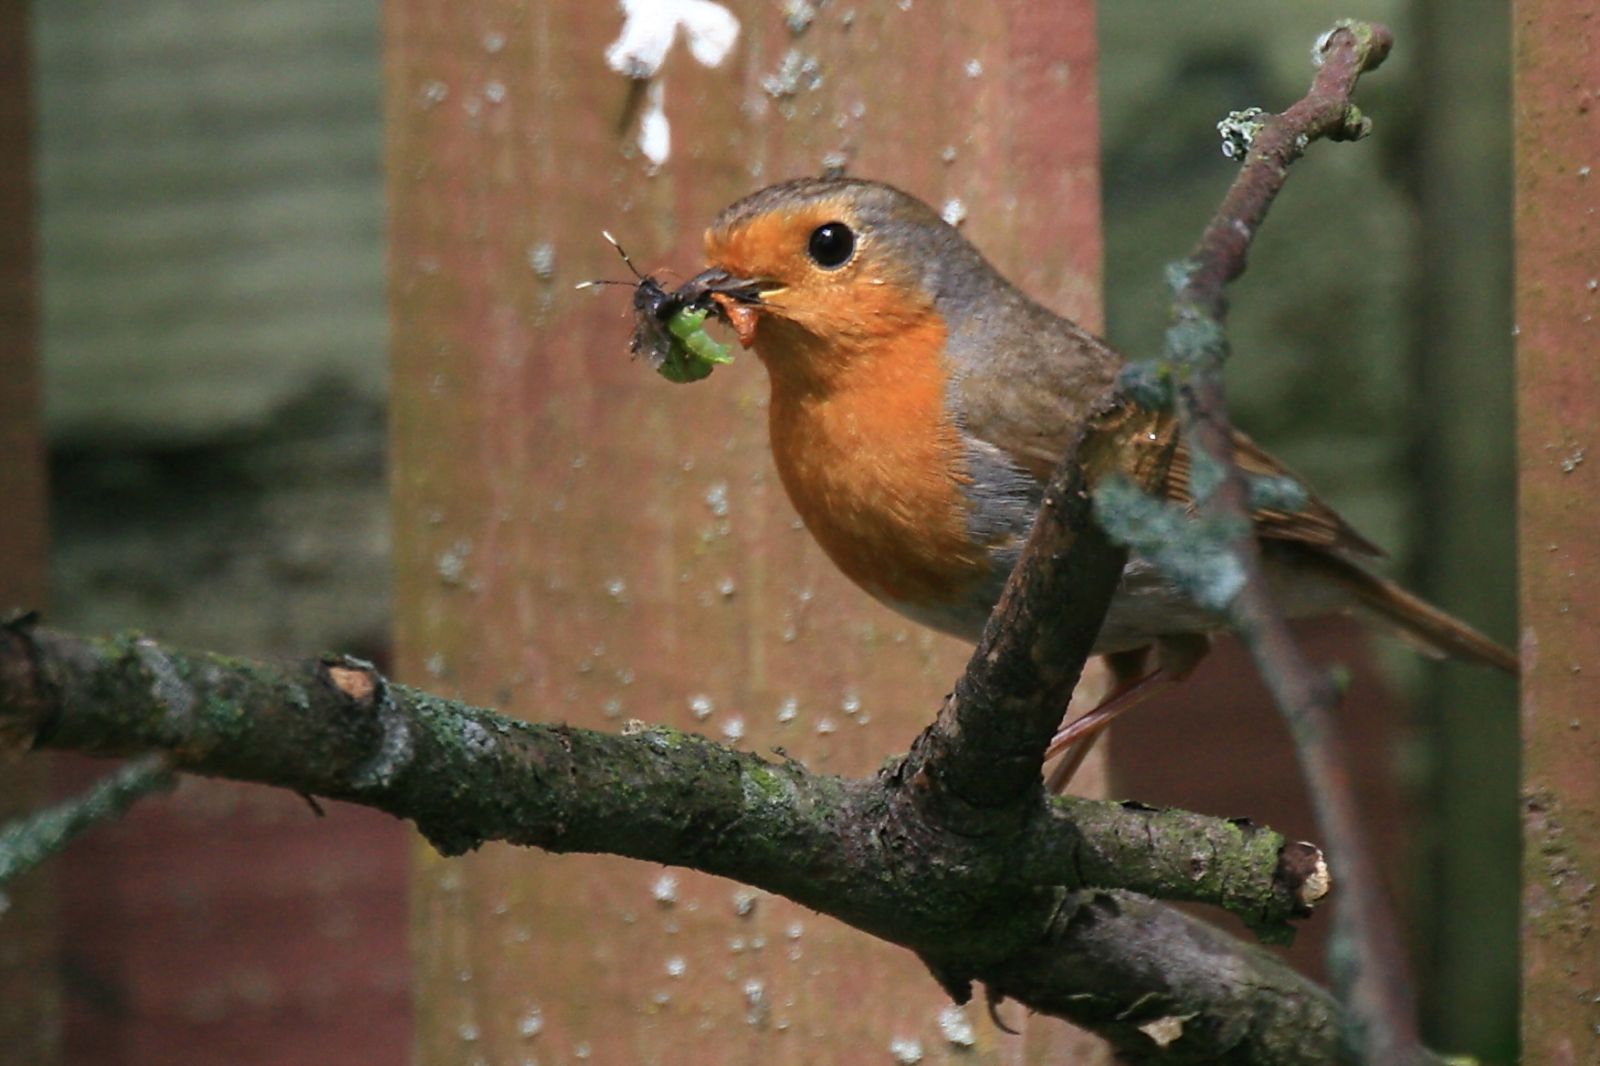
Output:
[1,623,1360,1063]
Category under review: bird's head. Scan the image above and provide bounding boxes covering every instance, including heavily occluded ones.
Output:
[686,178,992,385]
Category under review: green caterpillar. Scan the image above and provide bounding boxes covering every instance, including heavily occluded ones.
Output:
[656,306,734,384]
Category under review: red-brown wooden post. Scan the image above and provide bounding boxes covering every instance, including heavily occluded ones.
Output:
[0,1,59,1062]
[1515,0,1600,1058]
[384,2,1105,1061]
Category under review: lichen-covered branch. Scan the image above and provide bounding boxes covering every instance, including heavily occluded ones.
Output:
[0,622,1360,1063]
[1114,20,1428,1066]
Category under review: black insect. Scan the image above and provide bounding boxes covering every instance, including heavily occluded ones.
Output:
[578,232,744,383]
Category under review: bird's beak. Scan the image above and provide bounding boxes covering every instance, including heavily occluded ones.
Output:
[679,267,782,305]
[680,267,783,348]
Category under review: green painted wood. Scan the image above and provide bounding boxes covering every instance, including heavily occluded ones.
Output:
[1408,2,1519,1059]
[34,0,385,445]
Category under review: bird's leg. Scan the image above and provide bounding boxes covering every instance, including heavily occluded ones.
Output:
[1044,659,1166,794]
[1044,637,1210,794]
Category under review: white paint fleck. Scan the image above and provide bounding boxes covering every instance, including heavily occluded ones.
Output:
[437,539,472,584]
[964,58,983,78]
[743,977,769,1026]
[704,480,731,516]
[762,49,823,98]
[665,955,687,977]
[782,0,817,33]
[652,872,680,905]
[527,242,557,279]
[418,80,449,108]
[639,80,671,167]
[518,1006,545,1038]
[776,696,799,723]
[604,0,739,168]
[605,0,740,79]
[941,198,967,227]
[484,80,507,103]
[889,1036,925,1063]
[689,694,715,720]
[937,1004,976,1047]
[721,715,746,742]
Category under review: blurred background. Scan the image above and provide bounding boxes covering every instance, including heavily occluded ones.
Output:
[11,0,1515,1062]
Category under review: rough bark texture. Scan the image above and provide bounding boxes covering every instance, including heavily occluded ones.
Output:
[383,2,1111,1061]
[1,624,1359,1063]
[0,0,59,1059]
[1514,0,1600,1059]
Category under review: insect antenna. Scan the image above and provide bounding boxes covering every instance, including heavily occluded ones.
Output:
[601,230,647,280]
[574,230,652,290]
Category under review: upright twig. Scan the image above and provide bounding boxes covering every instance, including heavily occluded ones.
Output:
[1131,20,1426,1064]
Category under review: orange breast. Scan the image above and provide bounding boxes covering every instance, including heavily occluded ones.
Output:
[760,312,991,611]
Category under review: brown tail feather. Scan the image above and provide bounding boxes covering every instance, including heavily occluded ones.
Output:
[1308,554,1519,675]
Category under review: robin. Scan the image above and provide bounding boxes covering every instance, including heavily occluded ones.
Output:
[672,177,1516,785]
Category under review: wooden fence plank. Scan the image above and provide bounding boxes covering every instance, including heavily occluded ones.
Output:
[385,2,1105,1061]
[1514,0,1600,1058]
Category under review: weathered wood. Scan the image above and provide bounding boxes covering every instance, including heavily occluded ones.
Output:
[385,2,1104,1060]
[1515,0,1600,1059]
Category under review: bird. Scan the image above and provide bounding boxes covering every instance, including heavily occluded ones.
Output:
[673,177,1516,784]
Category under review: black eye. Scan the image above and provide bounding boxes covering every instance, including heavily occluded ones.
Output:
[806,222,855,269]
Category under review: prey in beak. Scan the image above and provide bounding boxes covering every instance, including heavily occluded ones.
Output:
[673,267,775,350]
[578,233,766,384]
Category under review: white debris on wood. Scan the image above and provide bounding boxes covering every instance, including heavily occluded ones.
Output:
[606,0,740,78]
[605,0,740,167]
[639,81,671,166]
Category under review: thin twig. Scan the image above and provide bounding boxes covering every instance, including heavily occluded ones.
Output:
[0,754,175,887]
[1137,20,1425,1065]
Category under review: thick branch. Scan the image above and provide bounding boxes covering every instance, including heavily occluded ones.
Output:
[909,424,1129,821]
[1143,21,1425,1066]
[0,623,1360,1063]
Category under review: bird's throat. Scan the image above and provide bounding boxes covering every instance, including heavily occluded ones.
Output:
[759,312,991,609]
